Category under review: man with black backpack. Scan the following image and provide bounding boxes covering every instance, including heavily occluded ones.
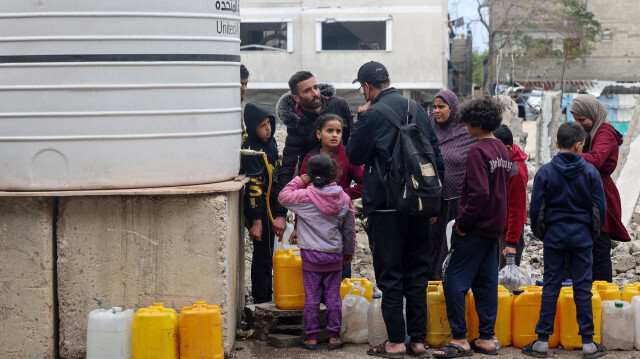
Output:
[346,61,444,358]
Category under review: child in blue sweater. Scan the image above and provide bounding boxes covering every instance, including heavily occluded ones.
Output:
[523,122,607,358]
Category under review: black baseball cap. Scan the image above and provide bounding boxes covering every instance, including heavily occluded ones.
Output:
[352,61,389,84]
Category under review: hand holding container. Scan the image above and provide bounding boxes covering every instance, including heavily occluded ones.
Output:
[498,254,531,293]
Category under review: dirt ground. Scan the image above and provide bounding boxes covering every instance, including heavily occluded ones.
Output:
[230,339,640,359]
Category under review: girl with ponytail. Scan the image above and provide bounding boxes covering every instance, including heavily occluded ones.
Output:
[278,154,356,350]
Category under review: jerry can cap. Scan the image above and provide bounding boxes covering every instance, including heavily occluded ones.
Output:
[615,301,623,307]
[513,289,524,295]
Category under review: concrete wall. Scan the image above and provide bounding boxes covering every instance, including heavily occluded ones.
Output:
[0,188,243,359]
[536,92,562,165]
[240,0,448,91]
[450,38,473,99]
[614,104,640,226]
[490,0,640,83]
[0,197,56,359]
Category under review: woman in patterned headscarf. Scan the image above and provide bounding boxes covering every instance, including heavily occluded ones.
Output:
[427,91,477,280]
[571,94,630,282]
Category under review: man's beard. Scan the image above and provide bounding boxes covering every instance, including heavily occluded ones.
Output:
[302,96,322,110]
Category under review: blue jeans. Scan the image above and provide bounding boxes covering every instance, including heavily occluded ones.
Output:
[443,231,498,340]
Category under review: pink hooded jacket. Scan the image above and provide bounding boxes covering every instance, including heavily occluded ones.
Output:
[278,176,356,255]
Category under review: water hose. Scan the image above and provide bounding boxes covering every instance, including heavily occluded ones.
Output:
[239,149,275,226]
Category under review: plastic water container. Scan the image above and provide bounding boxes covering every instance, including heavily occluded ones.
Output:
[601,300,634,350]
[559,287,602,349]
[464,286,512,346]
[496,285,513,347]
[179,301,223,359]
[368,287,387,346]
[465,291,477,343]
[593,281,621,301]
[272,249,305,310]
[273,223,298,252]
[498,255,531,293]
[0,2,241,190]
[87,307,134,359]
[622,283,640,303]
[632,296,640,349]
[132,303,178,359]
[536,279,573,287]
[511,286,560,348]
[427,283,452,347]
[340,278,374,302]
[342,286,370,343]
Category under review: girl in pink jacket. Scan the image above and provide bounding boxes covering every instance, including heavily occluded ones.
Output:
[278,154,356,350]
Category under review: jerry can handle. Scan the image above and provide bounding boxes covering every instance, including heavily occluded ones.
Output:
[347,286,366,297]
[349,278,366,284]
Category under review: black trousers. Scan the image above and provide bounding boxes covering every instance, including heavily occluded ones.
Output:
[251,216,274,304]
[366,211,429,343]
[427,197,460,280]
[592,232,612,282]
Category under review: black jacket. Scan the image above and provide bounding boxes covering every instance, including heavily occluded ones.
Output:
[241,103,287,221]
[275,83,353,189]
[346,88,445,217]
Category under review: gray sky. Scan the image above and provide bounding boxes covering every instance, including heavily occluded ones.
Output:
[448,0,489,53]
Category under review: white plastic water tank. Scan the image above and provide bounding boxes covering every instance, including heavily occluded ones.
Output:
[0,1,241,190]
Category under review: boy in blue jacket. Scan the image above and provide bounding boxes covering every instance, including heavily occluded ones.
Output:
[523,122,607,358]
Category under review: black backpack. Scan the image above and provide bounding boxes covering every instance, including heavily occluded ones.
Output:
[371,99,442,217]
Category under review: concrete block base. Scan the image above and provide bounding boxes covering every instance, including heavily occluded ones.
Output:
[0,197,56,359]
[0,181,246,358]
[252,303,329,343]
[56,192,242,358]
[268,333,302,348]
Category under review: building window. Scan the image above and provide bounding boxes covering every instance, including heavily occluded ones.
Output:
[602,29,612,41]
[317,19,391,51]
[563,38,580,53]
[530,39,553,56]
[240,21,293,52]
